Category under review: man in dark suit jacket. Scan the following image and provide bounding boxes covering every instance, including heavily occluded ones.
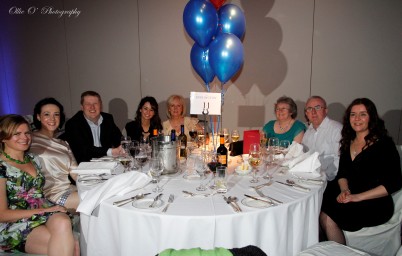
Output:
[61,91,123,163]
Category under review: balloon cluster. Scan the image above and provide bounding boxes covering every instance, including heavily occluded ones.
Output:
[183,0,245,91]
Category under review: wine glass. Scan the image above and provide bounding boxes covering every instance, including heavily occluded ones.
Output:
[249,142,260,153]
[121,136,131,156]
[189,128,197,142]
[129,141,139,170]
[231,129,240,142]
[197,128,205,148]
[249,149,262,183]
[223,128,230,147]
[149,157,164,192]
[195,155,207,191]
[260,131,267,148]
[279,140,290,154]
[135,144,148,172]
[268,137,279,164]
[119,156,132,173]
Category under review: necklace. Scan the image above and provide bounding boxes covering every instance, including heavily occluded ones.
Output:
[2,151,30,164]
[278,120,291,131]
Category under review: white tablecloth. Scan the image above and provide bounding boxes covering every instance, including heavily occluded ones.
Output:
[78,157,326,256]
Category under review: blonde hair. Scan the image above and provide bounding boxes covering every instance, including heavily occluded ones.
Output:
[166,95,186,119]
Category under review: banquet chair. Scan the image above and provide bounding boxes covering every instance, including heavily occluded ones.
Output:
[297,241,370,256]
[342,144,402,256]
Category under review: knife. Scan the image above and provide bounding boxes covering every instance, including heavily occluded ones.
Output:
[149,193,163,208]
[113,193,151,207]
[275,181,310,192]
[254,189,283,204]
[244,194,273,205]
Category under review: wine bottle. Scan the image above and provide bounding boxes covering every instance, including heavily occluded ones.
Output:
[170,129,176,141]
[178,125,187,159]
[217,134,228,167]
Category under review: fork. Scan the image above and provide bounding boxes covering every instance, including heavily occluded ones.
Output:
[162,194,174,213]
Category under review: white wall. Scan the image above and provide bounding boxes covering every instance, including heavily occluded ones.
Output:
[0,0,401,143]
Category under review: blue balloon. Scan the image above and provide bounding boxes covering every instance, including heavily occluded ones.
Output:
[190,43,215,86]
[209,33,244,83]
[183,0,218,47]
[218,4,246,39]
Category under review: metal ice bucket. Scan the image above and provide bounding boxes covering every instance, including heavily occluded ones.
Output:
[151,136,179,175]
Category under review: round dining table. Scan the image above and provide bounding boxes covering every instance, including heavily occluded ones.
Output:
[77,156,326,256]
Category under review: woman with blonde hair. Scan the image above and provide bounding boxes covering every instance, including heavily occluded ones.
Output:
[162,95,199,137]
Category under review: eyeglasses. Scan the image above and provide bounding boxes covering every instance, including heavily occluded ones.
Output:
[275,108,289,112]
[305,105,325,112]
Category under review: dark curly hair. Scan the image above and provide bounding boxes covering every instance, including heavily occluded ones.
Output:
[134,96,162,130]
[33,97,66,130]
[340,98,388,152]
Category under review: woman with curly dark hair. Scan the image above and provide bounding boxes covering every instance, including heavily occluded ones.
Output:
[125,96,163,142]
[320,98,402,244]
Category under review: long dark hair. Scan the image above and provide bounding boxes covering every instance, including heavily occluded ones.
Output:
[134,96,162,130]
[33,97,66,130]
[340,98,388,152]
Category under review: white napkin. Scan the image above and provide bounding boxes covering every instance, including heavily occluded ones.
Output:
[77,172,151,215]
[284,141,304,159]
[71,161,119,175]
[289,152,321,177]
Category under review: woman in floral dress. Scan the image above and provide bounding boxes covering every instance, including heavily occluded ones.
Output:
[0,114,77,255]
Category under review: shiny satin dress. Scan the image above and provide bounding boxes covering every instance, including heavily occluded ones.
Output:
[30,132,78,204]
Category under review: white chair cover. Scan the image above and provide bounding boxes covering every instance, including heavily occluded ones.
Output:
[343,145,402,256]
[297,241,370,256]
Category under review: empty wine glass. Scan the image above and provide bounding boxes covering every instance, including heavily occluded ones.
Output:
[149,157,164,192]
[268,137,279,164]
[249,142,260,153]
[195,155,207,191]
[223,128,230,147]
[249,150,262,183]
[231,129,240,142]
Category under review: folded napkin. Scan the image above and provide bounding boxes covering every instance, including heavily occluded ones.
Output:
[284,141,304,159]
[77,171,151,215]
[289,152,321,177]
[71,161,119,175]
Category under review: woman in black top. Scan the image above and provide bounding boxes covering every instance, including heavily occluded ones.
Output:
[125,96,162,142]
[320,98,402,244]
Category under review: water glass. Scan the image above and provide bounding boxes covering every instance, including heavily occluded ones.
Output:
[195,155,207,191]
[279,140,290,154]
[215,166,227,193]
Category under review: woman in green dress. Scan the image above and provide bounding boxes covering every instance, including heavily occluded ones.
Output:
[0,115,77,255]
[262,96,306,143]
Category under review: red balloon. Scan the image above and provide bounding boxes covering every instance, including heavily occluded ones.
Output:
[210,0,226,10]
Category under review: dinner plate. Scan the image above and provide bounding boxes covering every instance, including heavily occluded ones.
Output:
[241,197,272,208]
[183,173,207,180]
[132,198,164,209]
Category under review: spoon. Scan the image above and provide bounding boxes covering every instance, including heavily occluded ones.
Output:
[228,196,242,212]
[285,179,310,191]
